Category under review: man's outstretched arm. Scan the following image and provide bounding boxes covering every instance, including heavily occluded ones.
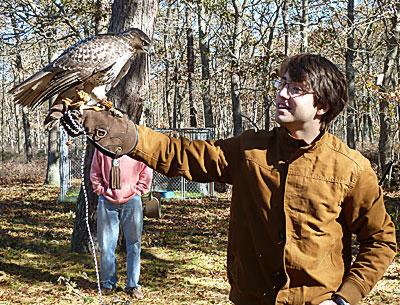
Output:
[61,108,239,184]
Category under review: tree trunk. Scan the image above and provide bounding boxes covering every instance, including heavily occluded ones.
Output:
[173,62,183,128]
[300,0,309,53]
[45,48,61,186]
[378,1,400,179]
[0,72,5,161]
[172,12,185,129]
[263,94,272,130]
[262,2,280,130]
[11,15,32,161]
[13,105,22,155]
[198,3,213,128]
[231,67,242,136]
[282,0,289,56]
[22,108,33,162]
[45,96,60,185]
[231,0,243,136]
[163,4,172,128]
[108,0,158,122]
[71,0,158,253]
[346,0,356,148]
[70,143,97,253]
[186,6,197,127]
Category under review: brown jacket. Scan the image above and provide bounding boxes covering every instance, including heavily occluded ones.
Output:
[132,125,396,305]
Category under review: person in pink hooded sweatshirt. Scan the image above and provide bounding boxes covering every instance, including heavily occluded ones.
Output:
[90,148,153,299]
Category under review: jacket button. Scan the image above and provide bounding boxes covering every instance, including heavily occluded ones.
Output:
[274,271,286,287]
[273,271,281,277]
[258,253,262,258]
[277,232,285,244]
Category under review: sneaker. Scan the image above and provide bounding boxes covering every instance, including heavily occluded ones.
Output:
[125,286,144,299]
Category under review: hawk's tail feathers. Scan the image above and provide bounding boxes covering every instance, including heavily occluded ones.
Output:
[29,71,81,109]
[11,71,54,108]
[9,70,51,94]
[12,71,81,110]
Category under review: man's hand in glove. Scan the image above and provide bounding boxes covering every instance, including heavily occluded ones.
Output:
[60,109,138,158]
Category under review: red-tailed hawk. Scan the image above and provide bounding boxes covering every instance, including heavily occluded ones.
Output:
[10,27,152,127]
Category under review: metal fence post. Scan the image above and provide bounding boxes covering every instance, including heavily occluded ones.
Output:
[59,127,69,202]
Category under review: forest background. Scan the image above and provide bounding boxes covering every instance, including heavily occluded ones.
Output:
[1,0,399,173]
[0,0,399,304]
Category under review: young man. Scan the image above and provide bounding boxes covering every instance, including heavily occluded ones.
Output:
[62,54,396,305]
[90,148,153,299]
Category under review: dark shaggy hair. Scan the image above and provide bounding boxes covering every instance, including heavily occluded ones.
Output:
[279,53,348,128]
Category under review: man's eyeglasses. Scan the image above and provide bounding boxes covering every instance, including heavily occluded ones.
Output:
[274,79,314,98]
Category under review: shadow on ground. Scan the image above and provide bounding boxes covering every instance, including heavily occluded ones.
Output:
[0,184,231,304]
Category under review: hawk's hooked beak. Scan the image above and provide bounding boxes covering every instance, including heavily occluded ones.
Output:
[142,44,155,55]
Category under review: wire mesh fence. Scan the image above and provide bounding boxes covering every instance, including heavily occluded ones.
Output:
[59,127,85,202]
[59,127,215,202]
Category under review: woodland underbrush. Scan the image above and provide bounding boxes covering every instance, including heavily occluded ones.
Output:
[0,158,47,186]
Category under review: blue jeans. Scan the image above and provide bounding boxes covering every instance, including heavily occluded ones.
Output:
[97,195,143,290]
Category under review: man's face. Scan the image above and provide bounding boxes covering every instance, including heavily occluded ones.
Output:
[274,72,326,131]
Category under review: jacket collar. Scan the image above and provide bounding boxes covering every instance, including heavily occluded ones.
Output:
[277,126,328,152]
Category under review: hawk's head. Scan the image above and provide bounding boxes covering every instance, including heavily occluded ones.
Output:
[121,28,153,54]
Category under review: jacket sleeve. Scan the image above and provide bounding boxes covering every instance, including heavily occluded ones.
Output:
[135,164,153,196]
[336,166,397,305]
[131,126,241,184]
[90,149,105,195]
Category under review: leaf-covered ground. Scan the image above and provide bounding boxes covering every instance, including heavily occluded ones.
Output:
[0,183,398,305]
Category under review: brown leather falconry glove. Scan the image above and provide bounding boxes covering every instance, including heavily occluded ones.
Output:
[60,109,138,158]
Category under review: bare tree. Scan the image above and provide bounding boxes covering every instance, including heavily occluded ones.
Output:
[282,0,290,56]
[162,3,173,127]
[171,11,185,128]
[10,15,33,162]
[198,1,214,128]
[0,68,5,161]
[186,5,198,127]
[346,0,356,148]
[300,0,309,52]
[44,97,60,185]
[45,43,61,186]
[71,0,158,253]
[378,1,399,179]
[231,0,244,136]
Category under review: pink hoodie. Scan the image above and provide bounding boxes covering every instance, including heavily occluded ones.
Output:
[90,149,153,204]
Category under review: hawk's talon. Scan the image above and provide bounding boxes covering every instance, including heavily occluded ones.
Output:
[62,90,122,117]
[99,99,123,117]
[62,91,90,111]
[62,97,73,107]
[100,100,113,110]
[76,90,91,103]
